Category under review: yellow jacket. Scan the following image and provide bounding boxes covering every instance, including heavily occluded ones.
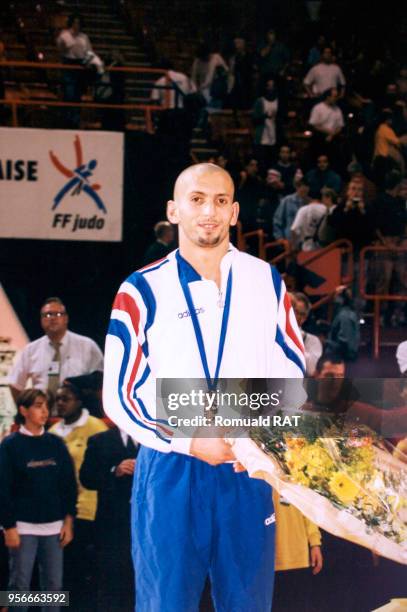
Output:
[50,411,107,521]
[273,490,321,570]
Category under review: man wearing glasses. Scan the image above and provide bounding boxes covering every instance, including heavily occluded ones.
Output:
[8,297,103,409]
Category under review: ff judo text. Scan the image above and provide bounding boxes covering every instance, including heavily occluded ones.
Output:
[52,213,105,232]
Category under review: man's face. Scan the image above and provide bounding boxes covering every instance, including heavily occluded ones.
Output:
[167,170,239,250]
[322,48,333,63]
[317,361,346,379]
[279,146,291,163]
[315,361,346,405]
[40,302,68,338]
[291,297,308,328]
[317,156,329,171]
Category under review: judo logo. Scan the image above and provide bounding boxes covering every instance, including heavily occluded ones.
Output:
[49,135,106,213]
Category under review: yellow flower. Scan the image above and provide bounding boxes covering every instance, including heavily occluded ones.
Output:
[329,472,361,504]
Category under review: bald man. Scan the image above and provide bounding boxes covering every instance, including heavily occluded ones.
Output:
[103,164,305,612]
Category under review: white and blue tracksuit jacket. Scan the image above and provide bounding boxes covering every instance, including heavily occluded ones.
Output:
[103,244,305,612]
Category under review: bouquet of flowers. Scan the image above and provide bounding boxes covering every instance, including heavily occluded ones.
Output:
[228,412,407,564]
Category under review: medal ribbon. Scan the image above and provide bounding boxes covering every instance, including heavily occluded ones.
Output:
[178,258,232,391]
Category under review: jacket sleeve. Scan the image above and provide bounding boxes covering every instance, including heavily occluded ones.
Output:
[57,438,77,518]
[0,439,17,529]
[269,266,306,378]
[79,434,110,491]
[103,274,190,455]
[304,516,322,547]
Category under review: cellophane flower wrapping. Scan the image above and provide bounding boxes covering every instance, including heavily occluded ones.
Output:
[229,412,407,564]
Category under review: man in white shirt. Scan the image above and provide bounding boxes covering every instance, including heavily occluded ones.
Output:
[151,60,196,109]
[303,47,346,99]
[309,88,344,139]
[56,14,92,62]
[291,198,327,251]
[56,14,95,127]
[8,297,103,406]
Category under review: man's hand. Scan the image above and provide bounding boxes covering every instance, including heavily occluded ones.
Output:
[310,545,323,574]
[59,515,74,548]
[4,527,20,549]
[115,459,136,477]
[190,437,235,466]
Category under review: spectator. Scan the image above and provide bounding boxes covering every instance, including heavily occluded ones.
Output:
[325,286,360,362]
[95,50,126,131]
[8,297,104,411]
[80,427,139,612]
[236,157,264,231]
[56,14,98,127]
[308,87,345,161]
[344,161,377,203]
[272,489,323,612]
[372,170,407,325]
[317,187,339,246]
[61,371,104,418]
[307,34,328,67]
[191,43,229,107]
[290,195,327,251]
[270,145,298,196]
[305,154,342,199]
[141,221,175,266]
[373,109,407,184]
[303,47,346,99]
[264,169,285,213]
[258,29,290,79]
[313,353,345,378]
[228,36,254,110]
[327,181,374,252]
[253,78,280,172]
[151,59,196,109]
[290,292,323,376]
[0,390,76,610]
[396,340,407,376]
[273,177,310,240]
[49,381,107,612]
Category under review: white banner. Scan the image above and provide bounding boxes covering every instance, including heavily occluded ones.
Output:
[0,127,123,241]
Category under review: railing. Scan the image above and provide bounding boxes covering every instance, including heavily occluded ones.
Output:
[0,60,172,130]
[236,222,265,259]
[359,246,407,359]
[296,239,354,310]
[264,238,291,266]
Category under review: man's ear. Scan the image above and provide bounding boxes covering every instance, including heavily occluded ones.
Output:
[230,201,240,227]
[166,200,179,224]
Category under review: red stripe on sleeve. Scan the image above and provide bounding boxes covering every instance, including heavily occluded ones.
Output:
[113,292,140,335]
[283,292,305,354]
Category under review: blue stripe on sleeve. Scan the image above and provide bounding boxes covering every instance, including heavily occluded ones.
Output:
[270,265,282,303]
[108,319,171,443]
[275,325,306,375]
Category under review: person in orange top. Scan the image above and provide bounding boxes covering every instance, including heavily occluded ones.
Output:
[373,109,407,182]
[272,490,323,612]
